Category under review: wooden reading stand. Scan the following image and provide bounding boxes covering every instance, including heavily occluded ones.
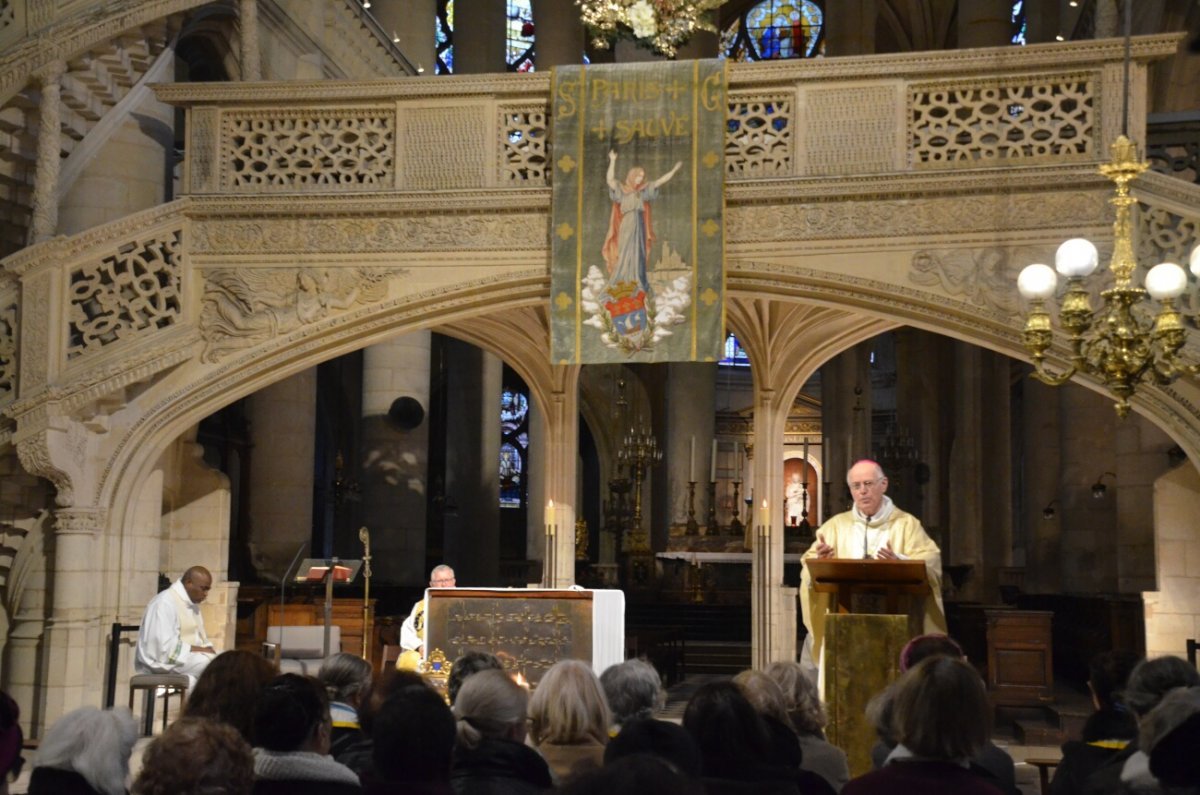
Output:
[804,557,929,778]
[805,558,929,614]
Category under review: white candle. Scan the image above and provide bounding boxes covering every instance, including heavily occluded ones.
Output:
[546,499,556,536]
[759,498,770,529]
[802,438,809,478]
[710,439,718,482]
[734,442,741,480]
[690,436,696,482]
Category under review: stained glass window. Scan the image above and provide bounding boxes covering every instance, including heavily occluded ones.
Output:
[1011,1,1027,45]
[722,0,824,62]
[500,389,530,508]
[720,333,751,367]
[507,0,535,72]
[436,0,454,74]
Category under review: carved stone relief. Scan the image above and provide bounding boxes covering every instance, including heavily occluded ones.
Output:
[908,247,1034,315]
[199,266,402,362]
[726,189,1107,243]
[190,214,548,254]
[806,85,896,176]
[16,433,72,506]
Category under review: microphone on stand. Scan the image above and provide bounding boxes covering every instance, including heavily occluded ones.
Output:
[277,542,307,668]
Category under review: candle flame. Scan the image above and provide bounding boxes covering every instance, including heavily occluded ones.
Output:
[513,671,530,689]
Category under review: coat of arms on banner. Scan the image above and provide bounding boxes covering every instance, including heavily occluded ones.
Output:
[550,60,726,365]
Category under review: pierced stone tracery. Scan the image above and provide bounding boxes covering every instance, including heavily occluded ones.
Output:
[66,230,183,360]
[225,112,395,190]
[910,75,1094,166]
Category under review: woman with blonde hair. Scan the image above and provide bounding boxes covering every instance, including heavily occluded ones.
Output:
[764,660,850,792]
[451,669,551,794]
[527,659,611,781]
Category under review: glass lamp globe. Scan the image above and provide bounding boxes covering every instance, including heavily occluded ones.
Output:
[1145,262,1188,300]
[1190,244,1200,278]
[1017,263,1058,299]
[1055,238,1100,277]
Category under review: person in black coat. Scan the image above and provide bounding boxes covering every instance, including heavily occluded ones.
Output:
[449,669,552,795]
[251,673,362,794]
[1049,649,1140,795]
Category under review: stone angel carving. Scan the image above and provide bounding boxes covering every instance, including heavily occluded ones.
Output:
[199,267,392,362]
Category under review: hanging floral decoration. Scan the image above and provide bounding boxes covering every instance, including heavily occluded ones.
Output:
[576,0,722,58]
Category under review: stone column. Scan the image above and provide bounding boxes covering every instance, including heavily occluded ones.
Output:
[246,368,317,579]
[751,386,791,668]
[375,0,435,74]
[541,365,581,587]
[820,343,871,513]
[1115,416,1171,593]
[980,351,1013,598]
[1021,378,1063,594]
[958,0,1017,48]
[40,508,105,722]
[1058,386,1117,592]
[239,0,261,81]
[1023,1,1061,44]
[454,0,506,73]
[361,334,431,585]
[947,342,984,599]
[29,60,65,243]
[666,363,716,525]
[824,0,878,56]
[526,396,547,564]
[441,339,502,586]
[531,0,584,68]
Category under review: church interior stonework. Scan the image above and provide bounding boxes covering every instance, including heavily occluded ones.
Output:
[1,0,1199,738]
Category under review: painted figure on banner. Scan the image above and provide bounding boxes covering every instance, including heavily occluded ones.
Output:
[581,149,692,356]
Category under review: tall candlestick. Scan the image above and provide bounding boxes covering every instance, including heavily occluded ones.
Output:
[689,436,696,482]
[710,439,718,482]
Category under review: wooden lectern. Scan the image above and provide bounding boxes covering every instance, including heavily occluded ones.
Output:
[806,558,930,614]
[804,558,930,778]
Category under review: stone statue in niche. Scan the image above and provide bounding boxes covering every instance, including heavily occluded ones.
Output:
[199,267,396,361]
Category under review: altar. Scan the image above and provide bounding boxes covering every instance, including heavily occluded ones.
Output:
[423,587,624,684]
[656,550,805,604]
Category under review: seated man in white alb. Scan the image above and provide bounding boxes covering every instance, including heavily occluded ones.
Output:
[135,565,217,688]
[397,564,455,670]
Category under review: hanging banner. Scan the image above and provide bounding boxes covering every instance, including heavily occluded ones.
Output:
[550,59,726,364]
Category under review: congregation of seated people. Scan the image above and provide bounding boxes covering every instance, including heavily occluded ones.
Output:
[4,639,1200,795]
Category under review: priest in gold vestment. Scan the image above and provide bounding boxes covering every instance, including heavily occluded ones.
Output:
[799,460,947,670]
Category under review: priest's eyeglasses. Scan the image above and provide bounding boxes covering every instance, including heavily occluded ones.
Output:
[849,479,881,491]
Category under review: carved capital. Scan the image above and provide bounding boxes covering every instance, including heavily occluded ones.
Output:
[16,432,73,507]
[54,507,106,535]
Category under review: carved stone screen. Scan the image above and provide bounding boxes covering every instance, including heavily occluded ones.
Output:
[425,589,594,685]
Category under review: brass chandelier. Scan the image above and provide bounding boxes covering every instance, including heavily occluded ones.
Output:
[1016,0,1200,418]
[1017,136,1200,418]
[576,0,721,58]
